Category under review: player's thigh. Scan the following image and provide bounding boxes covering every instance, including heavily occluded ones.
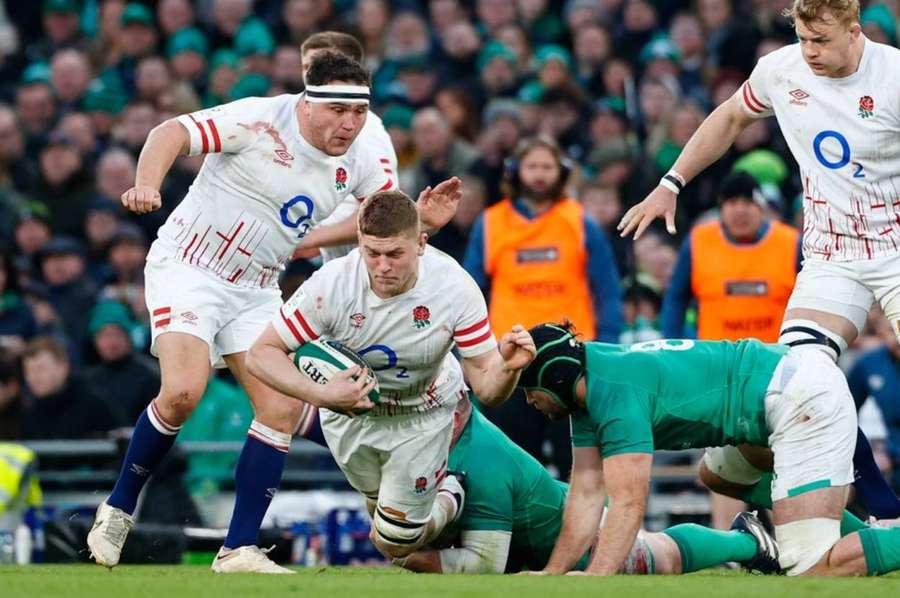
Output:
[766,349,857,504]
[319,409,382,498]
[145,260,226,367]
[378,408,455,523]
[223,350,306,434]
[216,286,282,362]
[784,259,873,339]
[869,253,900,340]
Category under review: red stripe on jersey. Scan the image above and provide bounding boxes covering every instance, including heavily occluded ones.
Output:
[294,310,319,341]
[455,318,489,337]
[152,307,171,316]
[378,179,393,191]
[207,119,221,152]
[154,318,171,328]
[281,309,305,344]
[742,83,764,113]
[457,330,492,348]
[188,115,209,153]
[383,168,394,174]
[746,82,765,109]
[379,158,390,164]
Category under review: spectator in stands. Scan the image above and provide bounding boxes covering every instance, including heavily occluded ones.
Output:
[15,73,56,147]
[38,236,97,351]
[471,98,524,203]
[0,104,36,197]
[849,311,900,490]
[475,0,517,36]
[463,136,623,477]
[0,349,22,440]
[406,107,480,197]
[116,100,157,158]
[101,223,147,323]
[29,0,87,63]
[13,206,52,277]
[95,147,136,206]
[83,199,121,285]
[84,301,158,423]
[661,171,800,342]
[270,45,304,94]
[234,19,275,77]
[476,41,520,102]
[19,335,124,439]
[578,179,628,273]
[50,49,92,113]
[438,20,481,86]
[32,131,93,237]
[58,111,99,162]
[573,23,611,90]
[156,0,195,38]
[0,250,37,354]
[167,27,208,88]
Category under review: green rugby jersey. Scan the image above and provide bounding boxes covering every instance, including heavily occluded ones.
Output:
[571,339,787,456]
[449,409,585,571]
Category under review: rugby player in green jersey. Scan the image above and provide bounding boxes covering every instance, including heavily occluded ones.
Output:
[397,396,785,574]
[516,323,900,577]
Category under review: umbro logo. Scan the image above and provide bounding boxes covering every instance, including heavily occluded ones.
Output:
[789,89,809,106]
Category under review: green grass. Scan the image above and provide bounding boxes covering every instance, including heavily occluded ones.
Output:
[1,566,900,598]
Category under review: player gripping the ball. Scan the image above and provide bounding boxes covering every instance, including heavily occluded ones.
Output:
[246,190,535,561]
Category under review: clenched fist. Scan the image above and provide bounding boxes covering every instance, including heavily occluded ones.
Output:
[121,185,162,214]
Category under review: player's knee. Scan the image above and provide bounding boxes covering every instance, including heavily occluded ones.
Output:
[700,447,762,497]
[371,506,427,558]
[253,396,305,435]
[156,385,204,424]
[779,319,848,362]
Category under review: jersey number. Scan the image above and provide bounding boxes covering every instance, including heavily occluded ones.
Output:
[813,130,864,177]
[358,344,408,378]
[280,195,314,239]
[629,339,696,353]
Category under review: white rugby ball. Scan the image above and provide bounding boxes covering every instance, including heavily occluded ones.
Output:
[293,339,380,414]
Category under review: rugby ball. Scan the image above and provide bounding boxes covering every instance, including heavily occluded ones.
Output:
[293,339,380,414]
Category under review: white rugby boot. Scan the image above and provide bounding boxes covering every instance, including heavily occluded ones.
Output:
[211,545,295,574]
[87,501,135,568]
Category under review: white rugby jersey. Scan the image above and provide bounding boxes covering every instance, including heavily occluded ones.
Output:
[739,38,900,262]
[319,111,398,263]
[147,95,393,288]
[273,246,496,415]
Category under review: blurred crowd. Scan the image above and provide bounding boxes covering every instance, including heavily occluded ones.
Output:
[0,0,899,490]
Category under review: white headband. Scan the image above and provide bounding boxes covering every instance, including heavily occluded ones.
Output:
[304,84,371,104]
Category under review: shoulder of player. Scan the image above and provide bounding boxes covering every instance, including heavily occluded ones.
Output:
[754,43,802,75]
[422,245,476,282]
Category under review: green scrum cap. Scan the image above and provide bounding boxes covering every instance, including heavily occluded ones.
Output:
[518,322,585,413]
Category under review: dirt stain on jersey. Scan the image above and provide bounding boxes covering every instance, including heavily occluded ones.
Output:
[237,121,294,167]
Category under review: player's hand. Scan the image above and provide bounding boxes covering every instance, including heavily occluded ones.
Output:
[499,325,536,372]
[292,242,320,260]
[316,366,376,414]
[417,176,461,232]
[121,185,162,214]
[617,186,677,239]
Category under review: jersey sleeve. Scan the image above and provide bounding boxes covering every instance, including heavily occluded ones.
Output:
[271,267,333,350]
[349,145,395,201]
[453,276,496,358]
[570,412,599,448]
[175,98,261,156]
[739,55,775,119]
[597,387,655,457]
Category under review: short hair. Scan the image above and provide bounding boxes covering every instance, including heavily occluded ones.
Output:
[305,51,370,88]
[0,349,20,385]
[783,0,860,26]
[22,335,68,364]
[301,32,364,62]
[358,190,419,238]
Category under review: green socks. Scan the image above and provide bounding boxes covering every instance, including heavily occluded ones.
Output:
[663,524,758,573]
[841,511,869,536]
[859,527,900,576]
[739,473,774,509]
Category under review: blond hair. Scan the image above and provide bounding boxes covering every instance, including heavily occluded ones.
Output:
[782,0,860,26]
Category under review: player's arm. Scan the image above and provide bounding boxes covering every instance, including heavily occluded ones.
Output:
[121,119,190,214]
[618,91,758,239]
[461,325,535,406]
[246,324,374,413]
[583,452,652,575]
[542,447,605,574]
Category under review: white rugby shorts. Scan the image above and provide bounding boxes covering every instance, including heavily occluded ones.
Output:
[144,259,282,368]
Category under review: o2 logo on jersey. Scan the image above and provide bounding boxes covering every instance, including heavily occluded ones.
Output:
[280,195,314,239]
[358,344,409,378]
[812,130,865,178]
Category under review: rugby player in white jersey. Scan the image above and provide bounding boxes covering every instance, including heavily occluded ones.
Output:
[618,0,900,520]
[247,190,536,560]
[87,52,460,573]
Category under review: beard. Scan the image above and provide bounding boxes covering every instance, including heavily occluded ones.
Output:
[519,181,564,203]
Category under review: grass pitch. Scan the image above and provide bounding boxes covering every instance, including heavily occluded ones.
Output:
[2,565,900,598]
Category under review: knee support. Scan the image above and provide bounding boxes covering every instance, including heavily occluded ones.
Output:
[373,505,427,552]
[702,446,765,487]
[779,319,848,362]
[775,517,840,576]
